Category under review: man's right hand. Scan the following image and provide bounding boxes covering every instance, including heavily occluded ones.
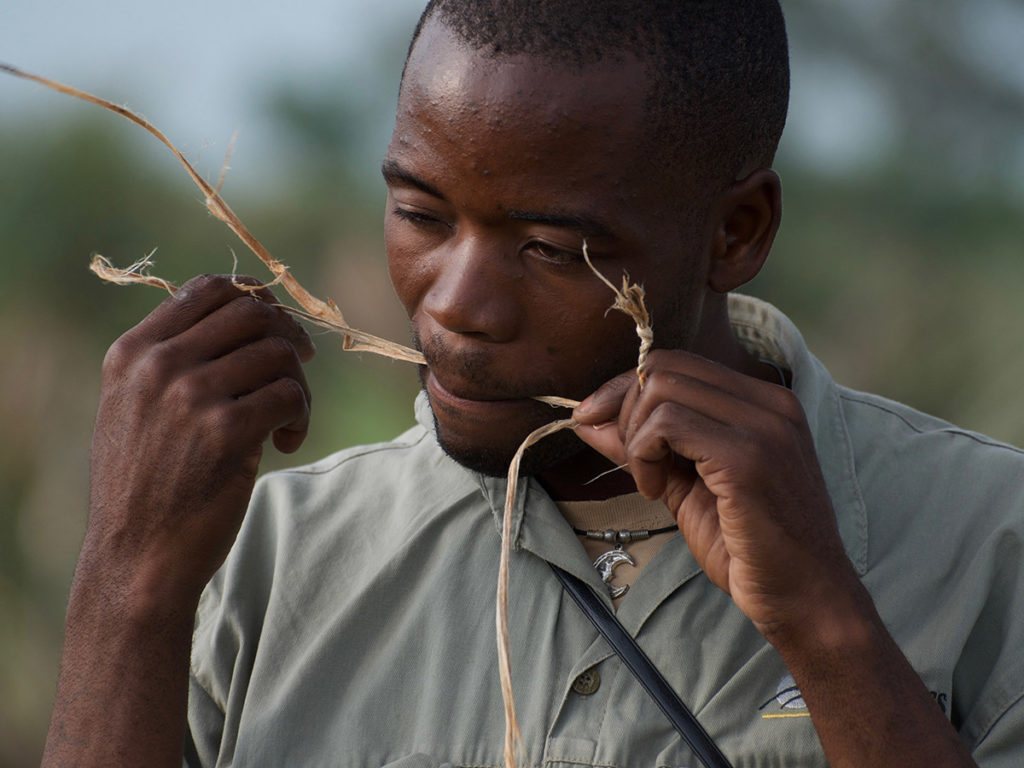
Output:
[42,274,315,767]
[84,273,315,612]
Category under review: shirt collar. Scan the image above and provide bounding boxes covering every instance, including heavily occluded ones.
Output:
[413,293,869,578]
[413,391,604,581]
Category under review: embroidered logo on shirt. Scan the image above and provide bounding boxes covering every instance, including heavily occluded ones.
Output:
[759,674,810,719]
[930,690,949,714]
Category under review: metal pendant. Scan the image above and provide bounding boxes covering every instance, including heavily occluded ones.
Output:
[593,546,634,599]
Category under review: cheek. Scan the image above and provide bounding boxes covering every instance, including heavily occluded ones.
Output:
[532,289,642,383]
[384,218,432,317]
[646,268,708,350]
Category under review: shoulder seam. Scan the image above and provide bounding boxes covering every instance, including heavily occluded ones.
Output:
[973,684,1024,754]
[838,392,1024,456]
[262,428,431,479]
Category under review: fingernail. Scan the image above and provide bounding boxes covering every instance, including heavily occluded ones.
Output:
[574,396,593,416]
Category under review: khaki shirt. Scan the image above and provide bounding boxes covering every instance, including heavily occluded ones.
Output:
[187,295,1024,767]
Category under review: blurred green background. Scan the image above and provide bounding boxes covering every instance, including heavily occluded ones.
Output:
[2,1,1023,764]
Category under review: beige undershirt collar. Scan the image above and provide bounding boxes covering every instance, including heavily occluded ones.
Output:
[555,493,678,608]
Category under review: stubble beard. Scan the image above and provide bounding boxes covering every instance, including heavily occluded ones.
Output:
[417,364,587,478]
[412,296,694,478]
[413,328,636,479]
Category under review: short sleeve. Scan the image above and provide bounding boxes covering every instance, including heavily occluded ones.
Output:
[184,669,226,767]
[971,690,1024,767]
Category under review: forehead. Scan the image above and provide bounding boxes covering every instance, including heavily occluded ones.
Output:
[393,20,664,204]
[401,20,649,129]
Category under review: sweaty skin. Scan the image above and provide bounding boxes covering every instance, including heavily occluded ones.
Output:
[43,16,977,768]
[385,22,770,491]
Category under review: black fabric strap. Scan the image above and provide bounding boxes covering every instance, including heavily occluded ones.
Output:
[549,563,733,768]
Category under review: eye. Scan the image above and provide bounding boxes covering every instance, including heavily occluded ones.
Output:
[391,207,452,230]
[526,240,584,265]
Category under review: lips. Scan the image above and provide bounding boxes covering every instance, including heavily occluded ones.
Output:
[415,330,567,419]
[416,334,540,404]
[425,368,535,411]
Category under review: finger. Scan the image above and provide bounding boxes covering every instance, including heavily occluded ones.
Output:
[227,278,316,363]
[574,421,630,469]
[201,334,313,408]
[621,365,758,452]
[235,375,311,453]
[272,424,308,455]
[625,401,708,499]
[636,349,793,415]
[124,274,315,362]
[573,369,636,424]
[133,274,256,343]
[573,368,646,460]
[626,364,810,484]
[172,293,315,365]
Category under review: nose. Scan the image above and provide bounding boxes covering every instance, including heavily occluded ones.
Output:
[422,233,521,342]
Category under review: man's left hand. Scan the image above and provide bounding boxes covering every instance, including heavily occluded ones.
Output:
[573,349,861,641]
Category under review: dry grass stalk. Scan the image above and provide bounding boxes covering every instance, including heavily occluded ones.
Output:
[495,251,653,768]
[90,253,177,295]
[1,63,426,366]
[533,395,581,409]
[582,244,653,387]
[89,254,428,365]
[497,416,577,767]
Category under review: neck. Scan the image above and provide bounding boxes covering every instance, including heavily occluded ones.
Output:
[538,447,638,502]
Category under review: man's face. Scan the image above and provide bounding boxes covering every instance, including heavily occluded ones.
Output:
[384,20,715,477]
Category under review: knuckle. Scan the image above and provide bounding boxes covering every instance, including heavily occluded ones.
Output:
[180,273,225,293]
[271,376,308,411]
[646,399,683,428]
[745,428,779,462]
[136,342,179,387]
[201,404,244,452]
[231,274,264,290]
[262,333,300,364]
[164,372,208,410]
[644,348,673,368]
[228,293,276,329]
[175,273,243,309]
[639,368,686,399]
[770,387,806,426]
[751,406,805,458]
[174,273,220,302]
[101,334,136,377]
[642,401,692,449]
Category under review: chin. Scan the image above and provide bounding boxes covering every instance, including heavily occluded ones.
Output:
[426,397,584,478]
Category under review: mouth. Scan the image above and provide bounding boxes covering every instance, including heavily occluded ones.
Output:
[419,366,584,478]
[424,368,538,415]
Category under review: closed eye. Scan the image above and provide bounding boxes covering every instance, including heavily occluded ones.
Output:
[392,207,451,229]
[525,240,585,265]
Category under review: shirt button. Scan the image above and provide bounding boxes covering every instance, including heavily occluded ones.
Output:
[571,668,601,696]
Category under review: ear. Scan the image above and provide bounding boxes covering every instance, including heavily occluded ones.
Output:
[707,168,782,293]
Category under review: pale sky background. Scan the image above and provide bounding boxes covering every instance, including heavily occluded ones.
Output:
[2,1,1023,195]
[1,0,916,189]
[0,0,428,188]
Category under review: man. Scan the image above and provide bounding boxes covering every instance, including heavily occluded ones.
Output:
[43,1,1024,766]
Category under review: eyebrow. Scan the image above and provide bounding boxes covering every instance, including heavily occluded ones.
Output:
[506,209,614,240]
[381,159,447,200]
[382,159,615,241]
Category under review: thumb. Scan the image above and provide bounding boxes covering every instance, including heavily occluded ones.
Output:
[574,421,628,469]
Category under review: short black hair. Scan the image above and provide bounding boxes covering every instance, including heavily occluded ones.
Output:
[406,0,789,196]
